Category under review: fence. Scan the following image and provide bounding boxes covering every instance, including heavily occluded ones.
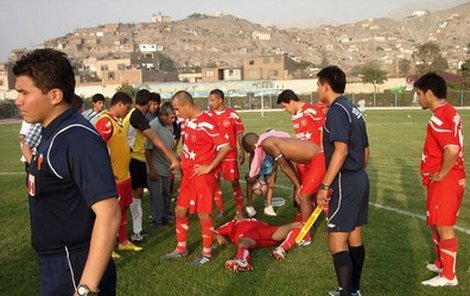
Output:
[2,90,470,120]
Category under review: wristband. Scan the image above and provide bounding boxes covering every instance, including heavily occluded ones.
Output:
[319,183,330,190]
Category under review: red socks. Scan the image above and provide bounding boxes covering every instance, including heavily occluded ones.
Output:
[439,237,458,279]
[233,184,244,213]
[118,207,128,244]
[236,246,251,262]
[175,216,189,253]
[200,218,214,257]
[280,227,301,251]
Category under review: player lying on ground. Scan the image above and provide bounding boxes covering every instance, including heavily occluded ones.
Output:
[215,218,303,272]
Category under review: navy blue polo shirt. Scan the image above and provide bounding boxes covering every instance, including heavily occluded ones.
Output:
[27,108,117,256]
[323,96,369,172]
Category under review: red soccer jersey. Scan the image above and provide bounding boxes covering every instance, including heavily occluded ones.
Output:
[292,103,325,146]
[217,218,275,245]
[180,112,229,172]
[421,102,465,176]
[208,107,245,161]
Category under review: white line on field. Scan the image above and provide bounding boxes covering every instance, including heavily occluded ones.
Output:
[265,182,470,236]
[0,172,24,176]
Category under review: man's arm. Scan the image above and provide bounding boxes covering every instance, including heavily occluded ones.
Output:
[142,129,180,170]
[21,142,33,164]
[78,198,120,292]
[316,141,348,207]
[431,145,459,182]
[193,144,231,176]
[145,149,158,181]
[237,131,245,165]
[364,146,370,170]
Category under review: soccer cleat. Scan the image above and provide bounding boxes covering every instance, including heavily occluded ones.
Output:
[297,238,312,247]
[264,205,277,216]
[245,206,257,218]
[328,289,362,296]
[118,242,143,252]
[216,211,225,219]
[111,251,121,259]
[130,233,144,243]
[162,250,188,259]
[192,254,211,266]
[425,263,443,274]
[224,258,253,272]
[271,247,287,261]
[421,275,458,287]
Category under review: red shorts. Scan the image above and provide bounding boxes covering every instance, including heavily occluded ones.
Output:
[242,225,279,248]
[177,172,217,214]
[299,152,325,196]
[219,160,240,181]
[116,179,132,209]
[426,170,465,226]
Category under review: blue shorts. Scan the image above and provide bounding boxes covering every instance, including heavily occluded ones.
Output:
[327,170,369,232]
[38,247,116,296]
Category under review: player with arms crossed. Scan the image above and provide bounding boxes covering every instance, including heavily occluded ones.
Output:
[163,90,231,265]
[207,89,246,217]
[414,73,465,287]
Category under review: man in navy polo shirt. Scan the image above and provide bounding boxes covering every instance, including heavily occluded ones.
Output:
[316,66,369,296]
[14,48,121,296]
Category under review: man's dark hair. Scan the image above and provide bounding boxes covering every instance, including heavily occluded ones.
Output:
[317,65,346,94]
[159,102,175,117]
[72,94,84,111]
[110,92,132,106]
[413,73,447,99]
[135,89,152,106]
[209,89,225,102]
[92,93,105,103]
[172,90,194,105]
[277,89,299,104]
[150,92,161,104]
[12,48,75,103]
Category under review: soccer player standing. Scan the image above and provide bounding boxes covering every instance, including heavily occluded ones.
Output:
[277,89,326,236]
[164,90,231,265]
[207,89,246,217]
[414,73,465,287]
[316,66,369,296]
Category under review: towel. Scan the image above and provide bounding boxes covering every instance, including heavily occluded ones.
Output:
[249,130,290,177]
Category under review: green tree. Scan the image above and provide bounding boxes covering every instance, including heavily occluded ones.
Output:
[360,62,388,106]
[398,59,411,76]
[116,82,136,99]
[459,59,470,89]
[412,42,448,75]
[156,53,176,73]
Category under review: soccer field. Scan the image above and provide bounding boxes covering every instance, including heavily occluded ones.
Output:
[0,109,469,295]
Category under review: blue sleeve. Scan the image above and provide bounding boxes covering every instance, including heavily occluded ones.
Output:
[68,130,117,206]
[327,105,351,144]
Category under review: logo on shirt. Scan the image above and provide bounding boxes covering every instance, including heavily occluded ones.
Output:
[28,173,36,197]
[301,119,307,127]
[223,119,230,128]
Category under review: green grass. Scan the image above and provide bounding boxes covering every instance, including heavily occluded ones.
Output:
[0,109,469,295]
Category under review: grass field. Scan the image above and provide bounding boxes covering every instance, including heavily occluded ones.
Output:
[0,109,469,296]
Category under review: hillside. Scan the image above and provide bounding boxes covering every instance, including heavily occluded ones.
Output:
[39,3,470,73]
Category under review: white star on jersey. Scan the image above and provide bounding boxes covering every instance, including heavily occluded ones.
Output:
[422,153,427,162]
[304,131,312,140]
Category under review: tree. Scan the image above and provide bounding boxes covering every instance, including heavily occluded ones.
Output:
[398,59,411,76]
[459,59,470,89]
[155,53,176,72]
[412,42,448,75]
[116,82,136,99]
[360,62,388,106]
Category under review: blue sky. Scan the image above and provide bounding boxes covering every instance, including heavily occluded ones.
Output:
[0,0,467,62]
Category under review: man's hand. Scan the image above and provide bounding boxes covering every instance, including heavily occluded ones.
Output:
[316,189,331,208]
[148,169,158,181]
[193,164,213,176]
[430,171,444,182]
[238,150,245,165]
[169,158,181,171]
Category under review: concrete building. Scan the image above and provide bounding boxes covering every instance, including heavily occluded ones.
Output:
[202,67,242,82]
[0,63,15,90]
[242,54,296,81]
[95,58,132,79]
[100,68,178,85]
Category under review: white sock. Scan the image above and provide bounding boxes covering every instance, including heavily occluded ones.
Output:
[131,198,143,234]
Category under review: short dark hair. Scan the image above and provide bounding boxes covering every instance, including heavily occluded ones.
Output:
[150,92,161,104]
[172,90,194,105]
[72,94,84,111]
[277,89,299,104]
[110,92,132,106]
[12,48,75,103]
[209,89,225,102]
[317,65,346,94]
[92,93,105,103]
[135,89,152,106]
[159,102,175,117]
[413,73,447,99]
